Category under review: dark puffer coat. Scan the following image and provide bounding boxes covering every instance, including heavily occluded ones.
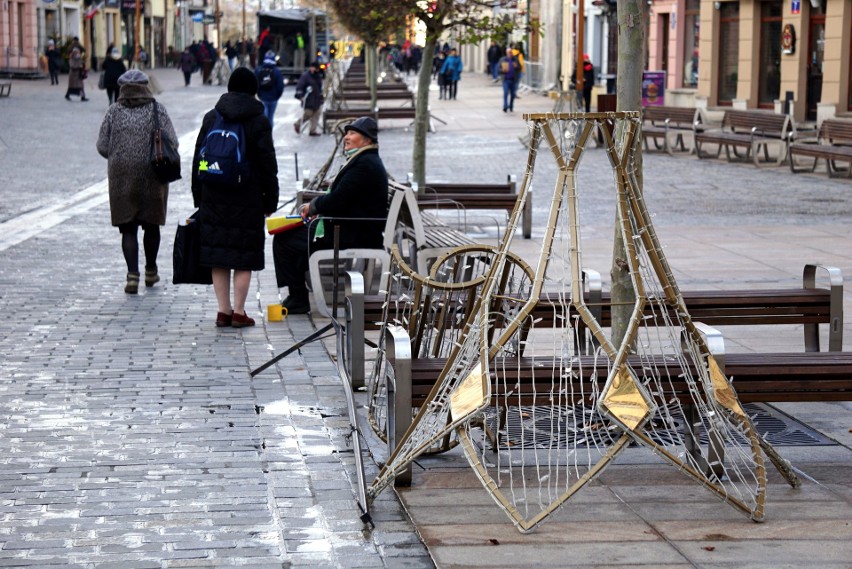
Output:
[308,147,388,251]
[191,92,279,271]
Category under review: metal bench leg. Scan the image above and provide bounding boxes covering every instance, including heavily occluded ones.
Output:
[345,272,366,389]
[803,264,844,352]
[386,326,413,487]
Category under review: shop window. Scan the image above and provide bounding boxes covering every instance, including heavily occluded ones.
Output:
[717,2,740,104]
[683,0,699,87]
[758,1,782,107]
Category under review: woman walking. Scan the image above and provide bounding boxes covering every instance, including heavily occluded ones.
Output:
[101,46,127,105]
[65,47,89,101]
[191,68,279,328]
[96,70,178,294]
[439,48,463,100]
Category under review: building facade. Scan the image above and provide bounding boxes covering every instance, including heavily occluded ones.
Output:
[645,0,850,121]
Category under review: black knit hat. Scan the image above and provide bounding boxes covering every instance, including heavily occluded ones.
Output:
[344,116,379,143]
[228,67,258,96]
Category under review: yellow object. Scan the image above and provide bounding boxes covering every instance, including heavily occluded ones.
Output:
[267,303,284,322]
[266,215,304,235]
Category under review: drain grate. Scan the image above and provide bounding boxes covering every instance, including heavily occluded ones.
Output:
[483,403,835,450]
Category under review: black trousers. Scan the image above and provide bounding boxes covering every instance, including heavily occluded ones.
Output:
[272,225,314,296]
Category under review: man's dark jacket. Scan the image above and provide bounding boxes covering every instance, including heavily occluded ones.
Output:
[308,147,388,250]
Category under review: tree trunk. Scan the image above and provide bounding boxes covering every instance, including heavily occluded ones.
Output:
[366,42,378,111]
[610,0,644,349]
[411,39,437,189]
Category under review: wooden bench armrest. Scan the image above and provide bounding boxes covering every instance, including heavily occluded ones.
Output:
[803,264,844,351]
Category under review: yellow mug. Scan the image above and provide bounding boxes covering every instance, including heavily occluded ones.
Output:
[267,303,284,322]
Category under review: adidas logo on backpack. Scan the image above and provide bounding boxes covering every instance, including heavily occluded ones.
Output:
[197,111,250,186]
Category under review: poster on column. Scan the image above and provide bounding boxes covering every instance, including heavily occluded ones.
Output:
[642,71,666,107]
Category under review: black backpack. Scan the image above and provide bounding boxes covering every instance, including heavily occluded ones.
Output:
[197,111,250,186]
[258,66,275,90]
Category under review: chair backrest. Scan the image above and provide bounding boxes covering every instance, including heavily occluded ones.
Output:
[383,182,427,259]
[821,118,852,146]
[724,110,791,138]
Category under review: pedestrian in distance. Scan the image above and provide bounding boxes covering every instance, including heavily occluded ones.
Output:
[65,47,89,101]
[225,40,237,71]
[576,53,595,112]
[101,46,127,105]
[178,46,196,87]
[439,48,463,100]
[293,61,324,136]
[487,41,502,82]
[272,116,388,315]
[498,47,521,113]
[191,68,280,328]
[255,51,285,128]
[96,69,178,294]
[45,40,61,85]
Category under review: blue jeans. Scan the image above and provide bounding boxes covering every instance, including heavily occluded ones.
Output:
[502,78,516,111]
[262,100,277,127]
[489,62,499,80]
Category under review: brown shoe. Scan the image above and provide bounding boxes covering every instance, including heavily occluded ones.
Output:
[231,311,255,328]
[216,311,233,327]
[144,267,160,287]
[294,123,300,134]
[125,272,140,294]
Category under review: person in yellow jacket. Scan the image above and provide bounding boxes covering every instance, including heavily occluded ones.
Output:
[512,45,525,97]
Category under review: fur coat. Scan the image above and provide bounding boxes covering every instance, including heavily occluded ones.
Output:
[96,83,178,226]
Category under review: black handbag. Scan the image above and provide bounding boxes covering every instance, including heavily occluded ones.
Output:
[172,211,212,285]
[150,102,182,184]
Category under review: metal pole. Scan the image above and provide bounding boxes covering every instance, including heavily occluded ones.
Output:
[576,0,584,91]
[135,0,141,65]
[215,0,220,49]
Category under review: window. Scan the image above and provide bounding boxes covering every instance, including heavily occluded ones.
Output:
[758,1,782,107]
[682,0,700,88]
[717,2,740,104]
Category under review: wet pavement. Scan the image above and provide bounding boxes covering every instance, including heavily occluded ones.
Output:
[0,64,851,568]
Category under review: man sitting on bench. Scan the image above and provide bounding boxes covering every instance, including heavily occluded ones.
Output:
[272,116,388,314]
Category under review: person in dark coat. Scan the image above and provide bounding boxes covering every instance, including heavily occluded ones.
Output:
[97,69,178,294]
[191,68,280,328]
[487,41,502,82]
[293,61,323,136]
[178,47,196,86]
[45,40,61,85]
[102,46,127,104]
[573,53,595,112]
[255,50,285,128]
[273,116,388,314]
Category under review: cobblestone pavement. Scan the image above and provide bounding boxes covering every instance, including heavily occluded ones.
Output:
[1,64,851,568]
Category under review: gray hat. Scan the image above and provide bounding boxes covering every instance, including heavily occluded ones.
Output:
[344,116,379,143]
[118,69,149,85]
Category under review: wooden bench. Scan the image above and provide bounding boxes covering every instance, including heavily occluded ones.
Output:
[788,118,852,178]
[323,107,425,134]
[347,263,843,388]
[0,81,10,97]
[641,106,701,155]
[382,321,852,486]
[417,179,532,239]
[694,109,795,167]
